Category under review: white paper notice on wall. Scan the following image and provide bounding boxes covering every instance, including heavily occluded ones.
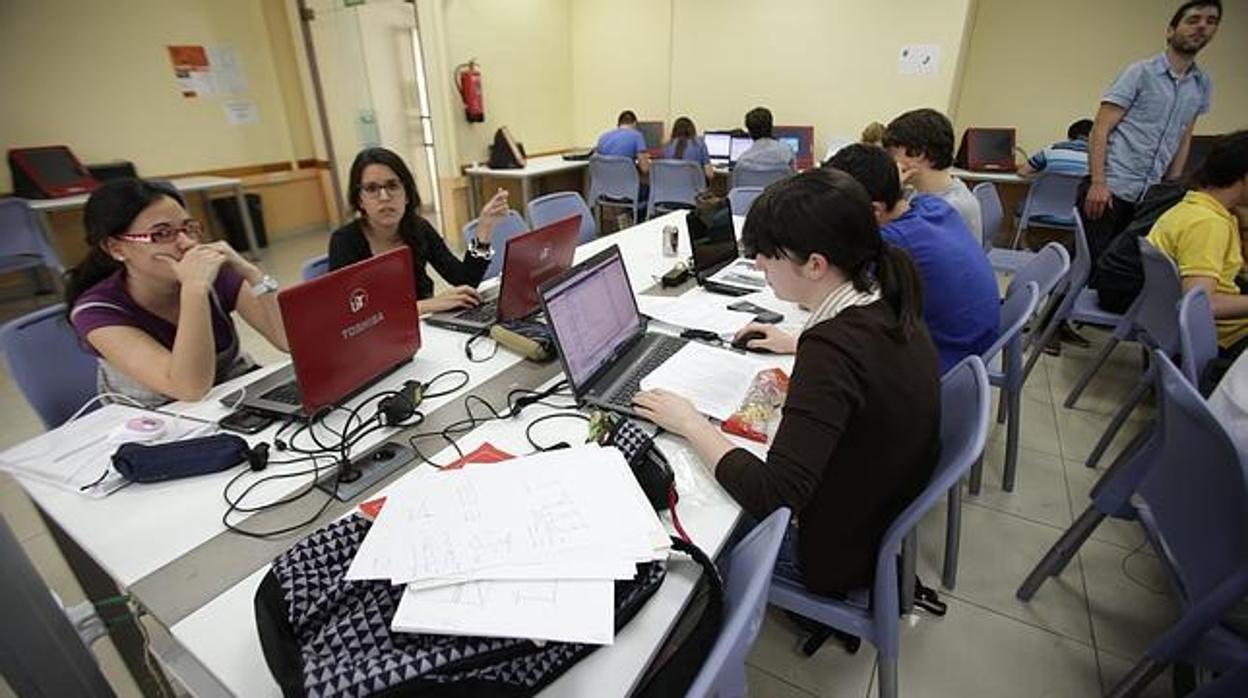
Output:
[207,45,249,95]
[224,101,259,126]
[898,44,940,76]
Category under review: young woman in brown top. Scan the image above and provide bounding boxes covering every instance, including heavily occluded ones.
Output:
[634,168,942,597]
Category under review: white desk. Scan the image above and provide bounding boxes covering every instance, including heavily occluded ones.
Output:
[6,210,793,696]
[463,154,589,217]
[950,167,1031,185]
[25,175,262,260]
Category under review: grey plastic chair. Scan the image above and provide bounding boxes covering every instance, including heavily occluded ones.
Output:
[1012,172,1082,247]
[685,508,790,698]
[647,160,706,219]
[526,191,597,244]
[0,198,65,295]
[587,155,642,229]
[768,356,991,698]
[1082,240,1182,469]
[463,210,530,279]
[974,181,1034,273]
[0,303,98,429]
[301,254,330,281]
[729,163,791,190]
[1106,352,1248,697]
[1178,288,1218,391]
[1007,242,1070,352]
[727,187,763,219]
[969,281,1040,495]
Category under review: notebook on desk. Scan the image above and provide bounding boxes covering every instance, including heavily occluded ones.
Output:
[239,247,421,418]
[539,245,687,418]
[425,215,582,334]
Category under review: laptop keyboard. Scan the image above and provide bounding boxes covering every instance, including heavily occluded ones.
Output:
[457,298,499,324]
[603,337,685,409]
[261,381,302,406]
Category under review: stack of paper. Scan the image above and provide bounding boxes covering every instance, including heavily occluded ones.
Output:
[635,292,755,335]
[640,342,790,422]
[346,445,670,644]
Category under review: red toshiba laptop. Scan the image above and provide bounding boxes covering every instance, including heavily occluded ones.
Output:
[240,247,421,417]
[425,214,582,333]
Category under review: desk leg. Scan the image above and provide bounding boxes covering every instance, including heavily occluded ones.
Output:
[520,176,533,217]
[233,184,261,262]
[36,507,177,698]
[32,210,57,295]
[466,174,481,218]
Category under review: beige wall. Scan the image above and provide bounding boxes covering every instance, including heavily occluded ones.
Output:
[0,0,306,193]
[569,0,977,159]
[955,0,1247,156]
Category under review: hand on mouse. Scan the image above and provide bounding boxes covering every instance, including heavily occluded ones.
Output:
[733,323,797,354]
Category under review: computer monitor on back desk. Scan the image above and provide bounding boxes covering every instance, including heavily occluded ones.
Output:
[636,121,664,151]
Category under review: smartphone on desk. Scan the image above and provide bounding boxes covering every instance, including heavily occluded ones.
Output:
[728,300,783,324]
[219,409,275,435]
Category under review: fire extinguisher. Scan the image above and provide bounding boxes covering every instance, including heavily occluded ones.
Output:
[454,60,484,123]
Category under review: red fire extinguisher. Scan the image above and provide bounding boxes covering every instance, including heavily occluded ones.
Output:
[455,60,484,123]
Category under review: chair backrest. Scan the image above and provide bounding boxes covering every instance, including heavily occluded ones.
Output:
[1017,172,1083,230]
[301,254,330,282]
[1136,351,1248,610]
[730,164,790,190]
[526,191,597,244]
[871,356,992,657]
[0,198,64,272]
[1178,287,1218,391]
[587,155,640,205]
[973,182,1004,252]
[0,304,98,429]
[1006,241,1070,301]
[981,281,1041,367]
[648,160,706,217]
[1070,207,1094,290]
[1137,239,1184,356]
[463,210,530,279]
[727,187,763,219]
[686,508,791,698]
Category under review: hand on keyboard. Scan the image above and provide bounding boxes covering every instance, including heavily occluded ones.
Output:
[421,286,482,314]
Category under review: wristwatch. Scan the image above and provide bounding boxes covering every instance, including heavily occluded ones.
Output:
[250,274,279,297]
[467,239,495,261]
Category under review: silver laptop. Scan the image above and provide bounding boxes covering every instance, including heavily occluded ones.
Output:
[538,245,687,417]
[705,131,732,168]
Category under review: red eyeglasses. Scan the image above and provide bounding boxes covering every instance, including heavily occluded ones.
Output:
[116,220,204,244]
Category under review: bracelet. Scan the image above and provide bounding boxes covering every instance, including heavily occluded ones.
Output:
[250,274,279,297]
[467,239,495,261]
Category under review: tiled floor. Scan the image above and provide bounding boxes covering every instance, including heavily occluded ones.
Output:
[0,231,1178,697]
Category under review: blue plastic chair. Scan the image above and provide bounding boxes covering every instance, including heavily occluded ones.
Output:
[587,155,642,229]
[0,303,98,429]
[685,508,791,698]
[729,164,791,190]
[1107,352,1248,697]
[526,191,597,244]
[1189,661,1248,697]
[727,187,763,219]
[1007,242,1070,358]
[1081,240,1182,469]
[0,198,65,294]
[301,254,330,281]
[1011,172,1082,248]
[969,281,1040,495]
[769,356,991,698]
[647,160,706,218]
[1178,288,1218,391]
[974,182,1035,273]
[463,210,530,279]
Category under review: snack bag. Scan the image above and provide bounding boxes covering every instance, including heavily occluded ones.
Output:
[721,368,790,442]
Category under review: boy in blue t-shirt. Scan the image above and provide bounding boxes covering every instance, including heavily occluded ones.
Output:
[595,110,652,173]
[828,144,1000,372]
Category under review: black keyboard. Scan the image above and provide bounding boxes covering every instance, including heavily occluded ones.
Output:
[457,299,499,324]
[604,338,685,408]
[261,381,302,406]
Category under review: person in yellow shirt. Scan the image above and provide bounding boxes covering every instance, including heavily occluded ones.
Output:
[1147,130,1248,357]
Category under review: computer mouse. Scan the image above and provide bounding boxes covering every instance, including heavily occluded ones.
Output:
[731,330,772,353]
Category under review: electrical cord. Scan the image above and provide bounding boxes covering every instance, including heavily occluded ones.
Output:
[1120,538,1171,595]
[523,412,590,452]
[465,329,498,363]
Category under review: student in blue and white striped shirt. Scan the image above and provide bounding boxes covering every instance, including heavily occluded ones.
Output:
[1019,119,1092,177]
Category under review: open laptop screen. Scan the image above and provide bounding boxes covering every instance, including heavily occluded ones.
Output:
[541,247,640,392]
[687,198,738,279]
[729,136,753,163]
[705,132,731,160]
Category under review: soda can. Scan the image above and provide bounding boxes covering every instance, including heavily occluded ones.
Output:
[662,224,679,257]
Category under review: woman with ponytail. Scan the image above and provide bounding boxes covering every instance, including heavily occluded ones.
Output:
[634,168,940,597]
[67,178,288,406]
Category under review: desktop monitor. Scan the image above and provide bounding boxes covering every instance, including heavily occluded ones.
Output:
[772,125,815,169]
[956,128,1017,172]
[729,136,754,164]
[704,131,732,161]
[636,121,664,150]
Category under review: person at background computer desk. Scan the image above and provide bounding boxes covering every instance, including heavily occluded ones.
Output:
[1081,0,1219,265]
[735,107,795,171]
[66,178,288,406]
[828,144,1000,373]
[594,110,652,174]
[633,168,940,598]
[328,147,510,314]
[1017,119,1093,177]
[663,116,714,181]
[882,108,983,246]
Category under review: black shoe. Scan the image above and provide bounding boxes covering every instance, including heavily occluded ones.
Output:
[1057,322,1091,348]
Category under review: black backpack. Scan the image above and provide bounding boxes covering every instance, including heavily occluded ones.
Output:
[1092,183,1187,311]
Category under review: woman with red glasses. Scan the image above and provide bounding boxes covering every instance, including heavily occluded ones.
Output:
[65,178,288,406]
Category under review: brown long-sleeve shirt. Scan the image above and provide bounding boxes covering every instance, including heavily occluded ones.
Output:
[716,300,941,596]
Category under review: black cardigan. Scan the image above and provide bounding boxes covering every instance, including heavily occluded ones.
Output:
[716,301,942,597]
[327,217,487,300]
